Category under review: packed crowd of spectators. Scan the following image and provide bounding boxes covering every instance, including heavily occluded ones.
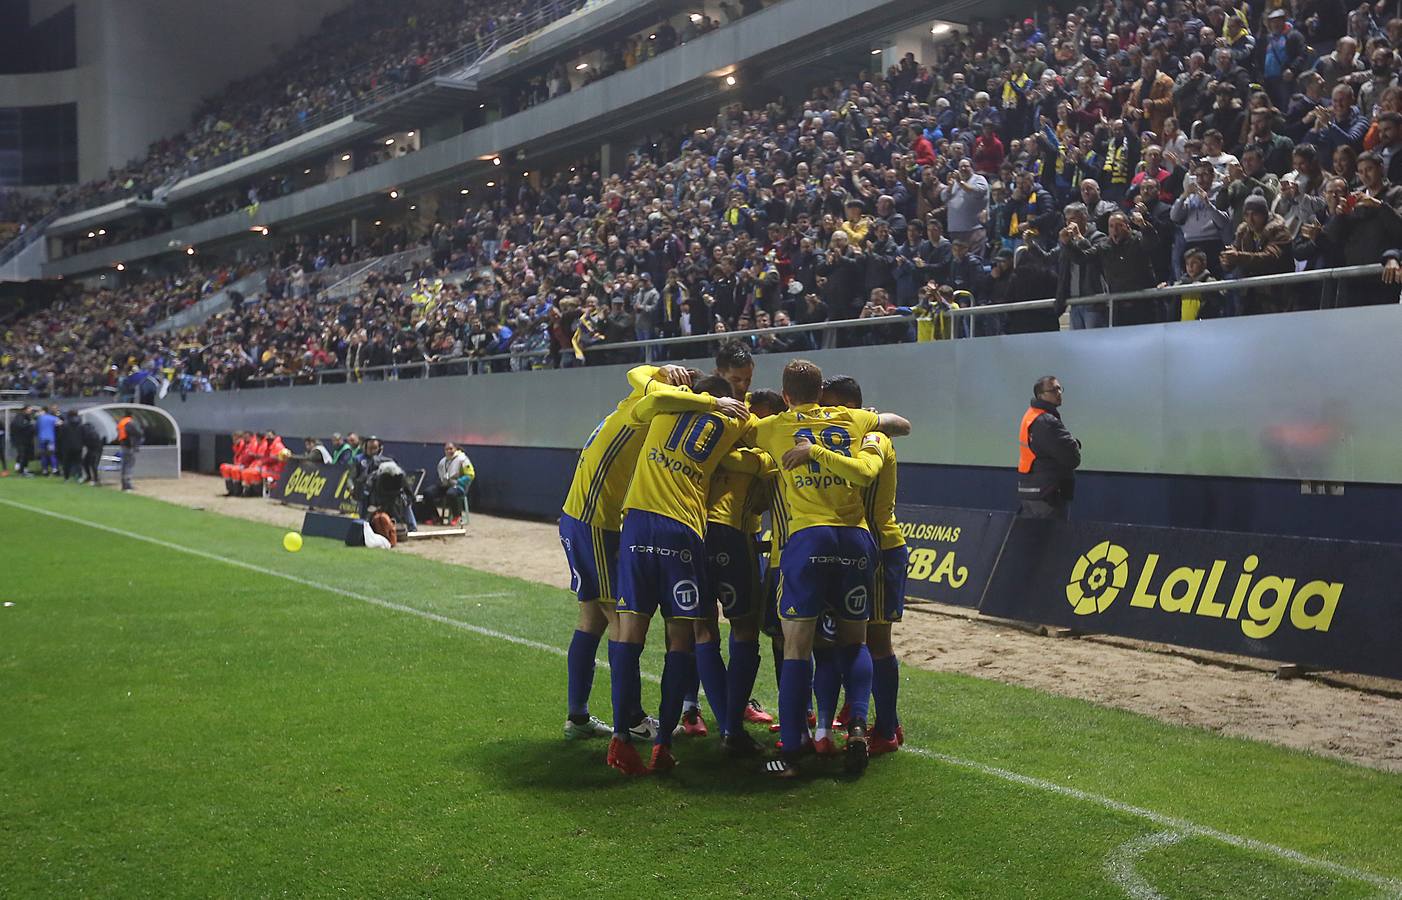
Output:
[8,0,1402,397]
[0,260,256,397]
[0,0,584,241]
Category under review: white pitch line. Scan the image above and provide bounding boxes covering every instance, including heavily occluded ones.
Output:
[904,743,1400,897]
[1104,830,1185,900]
[1,495,1397,897]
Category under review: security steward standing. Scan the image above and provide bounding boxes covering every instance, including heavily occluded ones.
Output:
[116,412,144,491]
[1016,376,1081,519]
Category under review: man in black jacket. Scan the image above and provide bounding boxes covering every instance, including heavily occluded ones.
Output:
[353,436,389,518]
[11,406,35,476]
[80,417,104,485]
[1016,376,1082,519]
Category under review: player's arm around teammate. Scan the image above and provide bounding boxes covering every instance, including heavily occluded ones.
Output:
[607,377,752,774]
[562,364,721,742]
[804,376,909,753]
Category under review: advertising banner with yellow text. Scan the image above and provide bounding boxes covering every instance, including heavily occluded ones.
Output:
[894,504,1014,608]
[982,518,1401,678]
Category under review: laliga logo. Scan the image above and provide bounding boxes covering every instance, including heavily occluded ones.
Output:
[673,580,701,612]
[1066,540,1130,615]
[1062,542,1342,639]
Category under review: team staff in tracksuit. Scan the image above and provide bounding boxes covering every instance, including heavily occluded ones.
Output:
[1016,375,1082,519]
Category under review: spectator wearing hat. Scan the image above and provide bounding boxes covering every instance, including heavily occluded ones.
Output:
[1257,9,1311,110]
[1223,191,1295,313]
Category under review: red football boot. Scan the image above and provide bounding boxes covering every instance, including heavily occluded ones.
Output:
[676,708,708,737]
[743,698,774,724]
[606,736,648,776]
[649,744,678,773]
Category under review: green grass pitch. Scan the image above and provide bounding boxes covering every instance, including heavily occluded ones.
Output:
[1,479,1400,898]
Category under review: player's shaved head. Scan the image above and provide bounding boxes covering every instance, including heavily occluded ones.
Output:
[749,389,787,417]
[782,359,823,404]
[820,375,863,408]
[692,374,733,399]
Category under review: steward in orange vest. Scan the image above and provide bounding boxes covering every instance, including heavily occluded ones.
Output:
[1016,376,1081,519]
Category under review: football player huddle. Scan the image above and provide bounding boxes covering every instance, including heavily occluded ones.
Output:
[559,341,910,778]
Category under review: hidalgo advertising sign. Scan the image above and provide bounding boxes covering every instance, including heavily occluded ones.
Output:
[270,461,359,516]
[982,519,1402,679]
[894,504,1014,608]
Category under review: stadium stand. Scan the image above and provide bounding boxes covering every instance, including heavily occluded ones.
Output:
[5,1,1402,398]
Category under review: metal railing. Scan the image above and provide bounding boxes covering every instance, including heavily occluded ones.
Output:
[240,347,553,388]
[150,268,270,334]
[7,263,1390,399]
[323,245,434,300]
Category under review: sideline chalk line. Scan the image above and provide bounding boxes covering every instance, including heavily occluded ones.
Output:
[2,495,1398,898]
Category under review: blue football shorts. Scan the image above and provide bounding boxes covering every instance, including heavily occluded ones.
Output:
[617,510,712,620]
[559,512,620,604]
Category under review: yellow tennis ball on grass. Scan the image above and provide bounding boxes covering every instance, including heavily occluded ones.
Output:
[283,532,303,552]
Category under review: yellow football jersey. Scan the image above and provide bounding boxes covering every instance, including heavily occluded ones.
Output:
[562,366,716,530]
[705,447,776,535]
[753,403,881,545]
[810,432,904,550]
[622,396,756,538]
[862,433,903,550]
